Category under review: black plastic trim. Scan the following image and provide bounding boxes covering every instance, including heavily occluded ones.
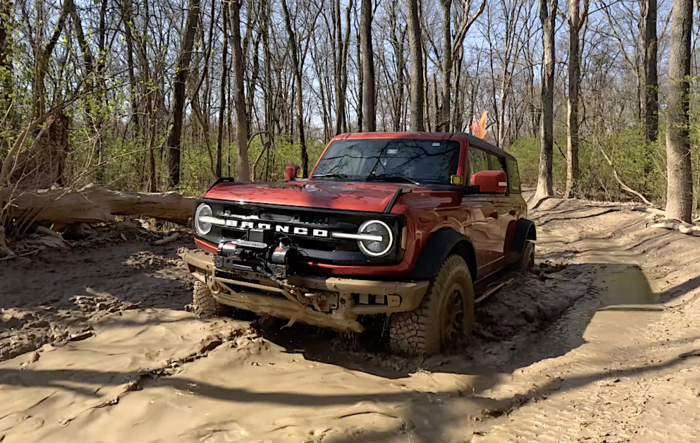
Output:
[410,229,475,280]
[510,218,536,254]
[207,177,236,192]
[384,188,412,213]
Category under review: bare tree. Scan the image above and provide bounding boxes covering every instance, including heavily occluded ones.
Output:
[167,0,201,187]
[535,0,556,201]
[665,0,693,222]
[360,0,376,131]
[334,0,354,134]
[437,0,485,132]
[644,0,658,143]
[281,0,310,175]
[565,0,588,198]
[230,0,250,181]
[216,0,229,178]
[406,0,425,131]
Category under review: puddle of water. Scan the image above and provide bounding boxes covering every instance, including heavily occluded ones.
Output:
[585,266,662,351]
[599,267,659,307]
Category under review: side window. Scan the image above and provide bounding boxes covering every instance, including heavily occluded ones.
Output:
[489,154,506,172]
[506,159,521,193]
[468,148,489,185]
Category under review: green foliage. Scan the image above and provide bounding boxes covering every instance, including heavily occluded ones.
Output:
[82,133,331,196]
[509,128,667,202]
[508,136,567,190]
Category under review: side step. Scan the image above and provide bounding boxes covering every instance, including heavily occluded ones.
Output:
[475,278,514,304]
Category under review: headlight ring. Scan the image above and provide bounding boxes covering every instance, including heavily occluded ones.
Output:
[357,220,393,257]
[194,203,213,235]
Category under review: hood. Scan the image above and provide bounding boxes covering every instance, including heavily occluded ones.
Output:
[204,180,422,213]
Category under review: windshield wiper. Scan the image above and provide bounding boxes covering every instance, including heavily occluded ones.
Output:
[366,175,420,185]
[312,173,349,180]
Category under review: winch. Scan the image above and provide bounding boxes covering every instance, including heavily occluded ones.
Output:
[214,228,296,279]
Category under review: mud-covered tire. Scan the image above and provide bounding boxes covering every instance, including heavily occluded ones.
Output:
[389,255,475,356]
[192,281,230,317]
[514,240,535,272]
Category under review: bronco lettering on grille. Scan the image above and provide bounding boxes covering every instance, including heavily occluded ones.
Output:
[224,219,330,238]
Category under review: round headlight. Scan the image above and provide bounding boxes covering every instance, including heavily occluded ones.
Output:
[195,203,213,235]
[358,220,393,257]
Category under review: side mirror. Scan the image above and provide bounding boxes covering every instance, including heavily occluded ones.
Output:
[471,170,508,194]
[285,164,301,182]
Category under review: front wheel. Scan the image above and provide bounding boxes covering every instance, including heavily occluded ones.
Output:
[389,255,475,356]
[192,281,231,317]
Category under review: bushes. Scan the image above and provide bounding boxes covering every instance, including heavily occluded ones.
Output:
[91,135,329,196]
[508,128,668,203]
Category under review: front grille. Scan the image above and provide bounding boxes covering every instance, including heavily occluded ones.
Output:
[198,199,405,266]
[214,202,360,253]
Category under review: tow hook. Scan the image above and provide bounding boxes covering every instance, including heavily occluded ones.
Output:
[305,292,324,311]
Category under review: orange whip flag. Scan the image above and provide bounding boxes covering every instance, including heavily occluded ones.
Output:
[471,111,488,139]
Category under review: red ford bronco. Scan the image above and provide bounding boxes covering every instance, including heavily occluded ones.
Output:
[183,132,535,355]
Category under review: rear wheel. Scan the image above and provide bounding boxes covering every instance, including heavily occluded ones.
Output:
[192,281,230,317]
[514,240,535,272]
[389,255,475,356]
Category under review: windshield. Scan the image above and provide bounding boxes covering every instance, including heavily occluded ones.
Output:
[311,139,461,185]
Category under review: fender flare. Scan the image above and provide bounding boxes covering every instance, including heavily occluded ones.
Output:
[410,229,477,280]
[509,218,536,255]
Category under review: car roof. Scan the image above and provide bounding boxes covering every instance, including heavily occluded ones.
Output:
[337,132,516,161]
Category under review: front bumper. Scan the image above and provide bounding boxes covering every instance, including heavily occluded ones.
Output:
[183,250,429,332]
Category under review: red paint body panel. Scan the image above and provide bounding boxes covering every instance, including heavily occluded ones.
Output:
[198,132,528,282]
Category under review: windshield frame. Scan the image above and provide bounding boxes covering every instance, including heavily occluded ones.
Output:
[310,137,466,185]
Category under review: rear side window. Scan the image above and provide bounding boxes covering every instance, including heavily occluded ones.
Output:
[507,159,521,193]
[489,154,506,172]
[468,148,489,184]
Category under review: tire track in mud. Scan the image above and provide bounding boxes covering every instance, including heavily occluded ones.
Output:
[473,198,700,442]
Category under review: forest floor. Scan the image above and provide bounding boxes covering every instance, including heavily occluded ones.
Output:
[1,193,700,442]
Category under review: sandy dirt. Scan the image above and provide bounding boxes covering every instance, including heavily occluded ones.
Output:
[1,195,699,442]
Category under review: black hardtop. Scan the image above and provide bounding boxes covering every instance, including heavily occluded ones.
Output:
[457,133,516,162]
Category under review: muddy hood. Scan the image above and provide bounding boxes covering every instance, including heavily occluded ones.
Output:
[204,180,417,213]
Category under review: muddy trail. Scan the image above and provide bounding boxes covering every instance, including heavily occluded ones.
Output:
[1,196,700,442]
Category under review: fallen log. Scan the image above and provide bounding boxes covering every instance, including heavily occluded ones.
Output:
[2,184,197,225]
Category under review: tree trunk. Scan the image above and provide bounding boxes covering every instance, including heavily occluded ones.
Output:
[33,0,70,119]
[438,0,452,132]
[230,0,250,181]
[565,0,581,198]
[333,0,353,135]
[280,0,308,175]
[406,0,425,132]
[356,27,363,131]
[644,0,658,144]
[122,0,139,136]
[166,0,201,187]
[216,2,229,178]
[360,0,376,132]
[262,0,273,146]
[535,0,555,201]
[67,0,104,181]
[388,0,406,132]
[665,0,693,222]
